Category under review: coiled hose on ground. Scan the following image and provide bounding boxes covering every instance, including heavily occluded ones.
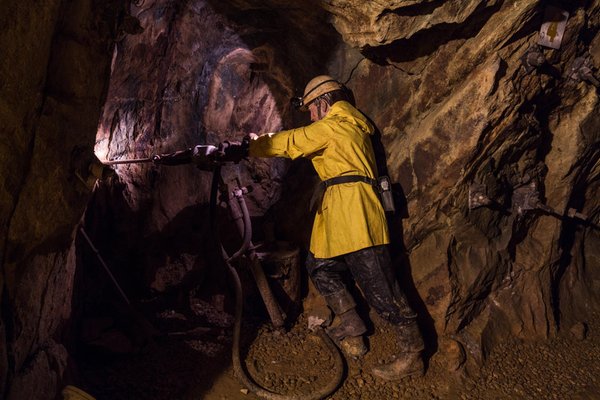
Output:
[209,166,345,400]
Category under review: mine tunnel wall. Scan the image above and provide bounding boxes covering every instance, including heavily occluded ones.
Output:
[1,0,600,398]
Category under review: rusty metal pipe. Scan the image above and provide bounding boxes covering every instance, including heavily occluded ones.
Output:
[246,254,285,330]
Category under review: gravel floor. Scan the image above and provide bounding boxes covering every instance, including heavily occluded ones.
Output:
[241,312,600,400]
[78,303,600,400]
[455,322,600,400]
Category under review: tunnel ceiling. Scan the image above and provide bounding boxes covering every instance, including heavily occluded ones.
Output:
[2,0,600,398]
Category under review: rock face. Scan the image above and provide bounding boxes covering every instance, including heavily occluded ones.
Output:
[0,0,124,397]
[1,0,600,397]
[346,1,600,366]
[324,0,499,48]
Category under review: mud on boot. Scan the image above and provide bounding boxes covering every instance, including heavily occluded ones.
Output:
[326,308,367,342]
[321,290,369,358]
[340,335,368,359]
[371,351,424,381]
[372,320,425,380]
[327,308,368,358]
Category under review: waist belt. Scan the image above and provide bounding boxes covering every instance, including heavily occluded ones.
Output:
[310,175,378,213]
[322,175,377,189]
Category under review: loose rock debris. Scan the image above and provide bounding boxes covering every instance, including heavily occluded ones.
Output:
[79,303,600,400]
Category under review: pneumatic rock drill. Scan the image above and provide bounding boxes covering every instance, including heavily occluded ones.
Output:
[102,139,343,400]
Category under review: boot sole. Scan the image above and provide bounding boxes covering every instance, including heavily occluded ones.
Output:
[371,367,424,381]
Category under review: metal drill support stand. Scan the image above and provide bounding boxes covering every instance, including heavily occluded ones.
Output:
[217,175,286,330]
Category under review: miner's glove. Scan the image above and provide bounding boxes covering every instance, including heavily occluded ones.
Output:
[218,137,250,163]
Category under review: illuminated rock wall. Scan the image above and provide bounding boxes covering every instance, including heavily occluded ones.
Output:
[1,0,600,397]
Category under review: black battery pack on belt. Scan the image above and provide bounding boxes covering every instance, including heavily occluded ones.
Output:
[377,175,395,212]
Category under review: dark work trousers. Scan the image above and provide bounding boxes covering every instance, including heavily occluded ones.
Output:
[306,245,417,326]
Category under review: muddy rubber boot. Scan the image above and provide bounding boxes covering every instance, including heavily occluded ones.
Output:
[328,309,368,358]
[371,351,424,380]
[323,290,368,358]
[327,308,367,341]
[372,321,425,381]
[340,335,368,359]
[323,290,367,341]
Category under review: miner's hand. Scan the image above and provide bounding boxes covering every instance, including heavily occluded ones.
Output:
[218,138,249,163]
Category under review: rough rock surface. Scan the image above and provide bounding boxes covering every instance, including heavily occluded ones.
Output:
[324,0,500,48]
[0,0,122,398]
[1,0,600,399]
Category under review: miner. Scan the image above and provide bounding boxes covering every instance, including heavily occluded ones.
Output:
[224,75,425,381]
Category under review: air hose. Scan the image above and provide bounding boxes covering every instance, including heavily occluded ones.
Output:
[209,165,345,400]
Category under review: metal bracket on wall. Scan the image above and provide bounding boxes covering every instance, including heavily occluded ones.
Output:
[566,54,600,88]
[521,44,546,73]
[468,183,492,210]
[511,181,589,222]
[511,181,541,216]
[567,207,589,221]
[468,180,589,223]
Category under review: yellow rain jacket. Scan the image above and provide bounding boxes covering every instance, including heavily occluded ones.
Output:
[249,101,390,259]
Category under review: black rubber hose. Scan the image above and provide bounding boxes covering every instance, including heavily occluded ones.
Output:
[209,165,251,261]
[208,166,345,400]
[224,257,344,400]
[226,191,253,262]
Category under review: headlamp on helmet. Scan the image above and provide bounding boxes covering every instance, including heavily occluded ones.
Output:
[290,96,303,110]
[290,75,344,111]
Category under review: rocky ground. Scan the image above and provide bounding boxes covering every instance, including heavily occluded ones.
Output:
[77,298,600,400]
